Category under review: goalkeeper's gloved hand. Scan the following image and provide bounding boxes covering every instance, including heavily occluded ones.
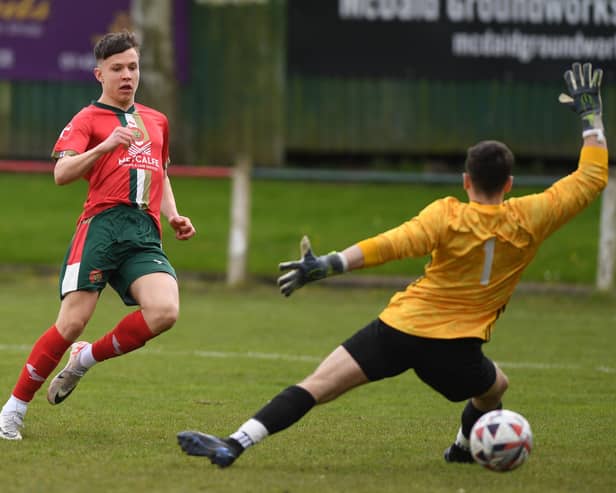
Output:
[277,235,347,297]
[558,62,604,142]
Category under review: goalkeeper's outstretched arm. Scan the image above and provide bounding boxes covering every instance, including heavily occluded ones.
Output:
[277,236,365,297]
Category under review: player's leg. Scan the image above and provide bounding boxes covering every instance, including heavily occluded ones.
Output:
[299,344,370,402]
[445,361,509,463]
[1,215,106,437]
[0,290,99,438]
[405,336,507,463]
[48,208,179,404]
[472,363,509,410]
[55,290,101,341]
[177,344,369,467]
[71,271,178,369]
[127,271,179,335]
[245,344,369,440]
[46,213,118,406]
[464,364,509,438]
[44,291,101,405]
[46,272,177,406]
[94,269,178,353]
[177,319,411,467]
[80,208,179,361]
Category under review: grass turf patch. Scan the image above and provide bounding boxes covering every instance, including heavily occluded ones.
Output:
[0,276,614,492]
[0,172,603,284]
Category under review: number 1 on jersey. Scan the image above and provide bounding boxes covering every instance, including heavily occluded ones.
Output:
[480,238,496,286]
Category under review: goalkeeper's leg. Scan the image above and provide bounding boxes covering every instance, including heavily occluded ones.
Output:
[177,345,369,467]
[445,365,509,463]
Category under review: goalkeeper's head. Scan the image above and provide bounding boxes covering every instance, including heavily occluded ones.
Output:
[464,140,514,199]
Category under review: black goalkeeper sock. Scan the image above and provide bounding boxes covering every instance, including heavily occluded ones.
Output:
[253,385,316,435]
[223,437,245,456]
[461,400,503,439]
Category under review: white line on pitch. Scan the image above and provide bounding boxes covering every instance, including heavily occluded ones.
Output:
[0,344,613,373]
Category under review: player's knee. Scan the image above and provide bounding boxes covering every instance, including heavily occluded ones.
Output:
[144,302,179,334]
[300,373,352,404]
[486,368,509,403]
[475,367,509,408]
[496,368,509,395]
[56,319,88,342]
[157,303,179,331]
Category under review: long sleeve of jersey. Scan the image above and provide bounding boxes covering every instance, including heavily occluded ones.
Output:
[508,146,608,242]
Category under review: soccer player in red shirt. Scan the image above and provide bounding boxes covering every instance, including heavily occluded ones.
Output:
[0,31,196,440]
[176,62,607,467]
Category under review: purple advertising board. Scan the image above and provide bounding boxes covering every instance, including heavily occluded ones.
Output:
[0,0,187,82]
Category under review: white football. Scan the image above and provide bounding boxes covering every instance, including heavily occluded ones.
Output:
[470,409,533,472]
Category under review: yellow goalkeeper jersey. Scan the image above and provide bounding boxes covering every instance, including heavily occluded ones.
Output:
[357,146,608,341]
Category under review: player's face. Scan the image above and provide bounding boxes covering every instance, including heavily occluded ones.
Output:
[95,48,140,110]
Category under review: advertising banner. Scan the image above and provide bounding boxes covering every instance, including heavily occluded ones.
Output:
[0,0,187,81]
[288,0,616,81]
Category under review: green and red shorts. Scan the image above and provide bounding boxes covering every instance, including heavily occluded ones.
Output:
[59,205,176,306]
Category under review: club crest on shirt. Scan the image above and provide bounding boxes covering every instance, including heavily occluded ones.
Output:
[131,128,145,143]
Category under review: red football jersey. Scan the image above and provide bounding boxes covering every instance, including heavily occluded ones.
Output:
[52,101,170,234]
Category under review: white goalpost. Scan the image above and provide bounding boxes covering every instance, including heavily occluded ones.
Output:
[227,155,252,286]
[596,169,616,291]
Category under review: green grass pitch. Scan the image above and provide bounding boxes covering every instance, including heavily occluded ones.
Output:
[0,275,614,493]
[0,172,604,284]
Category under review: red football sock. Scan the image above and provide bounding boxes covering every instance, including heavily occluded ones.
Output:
[91,310,154,362]
[12,326,72,402]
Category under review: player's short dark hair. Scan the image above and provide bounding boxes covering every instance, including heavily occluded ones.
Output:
[94,31,139,61]
[465,140,514,196]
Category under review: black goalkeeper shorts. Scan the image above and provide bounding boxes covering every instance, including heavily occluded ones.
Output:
[342,318,497,402]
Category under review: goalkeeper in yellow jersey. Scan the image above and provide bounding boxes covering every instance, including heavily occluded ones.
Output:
[177,62,608,467]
